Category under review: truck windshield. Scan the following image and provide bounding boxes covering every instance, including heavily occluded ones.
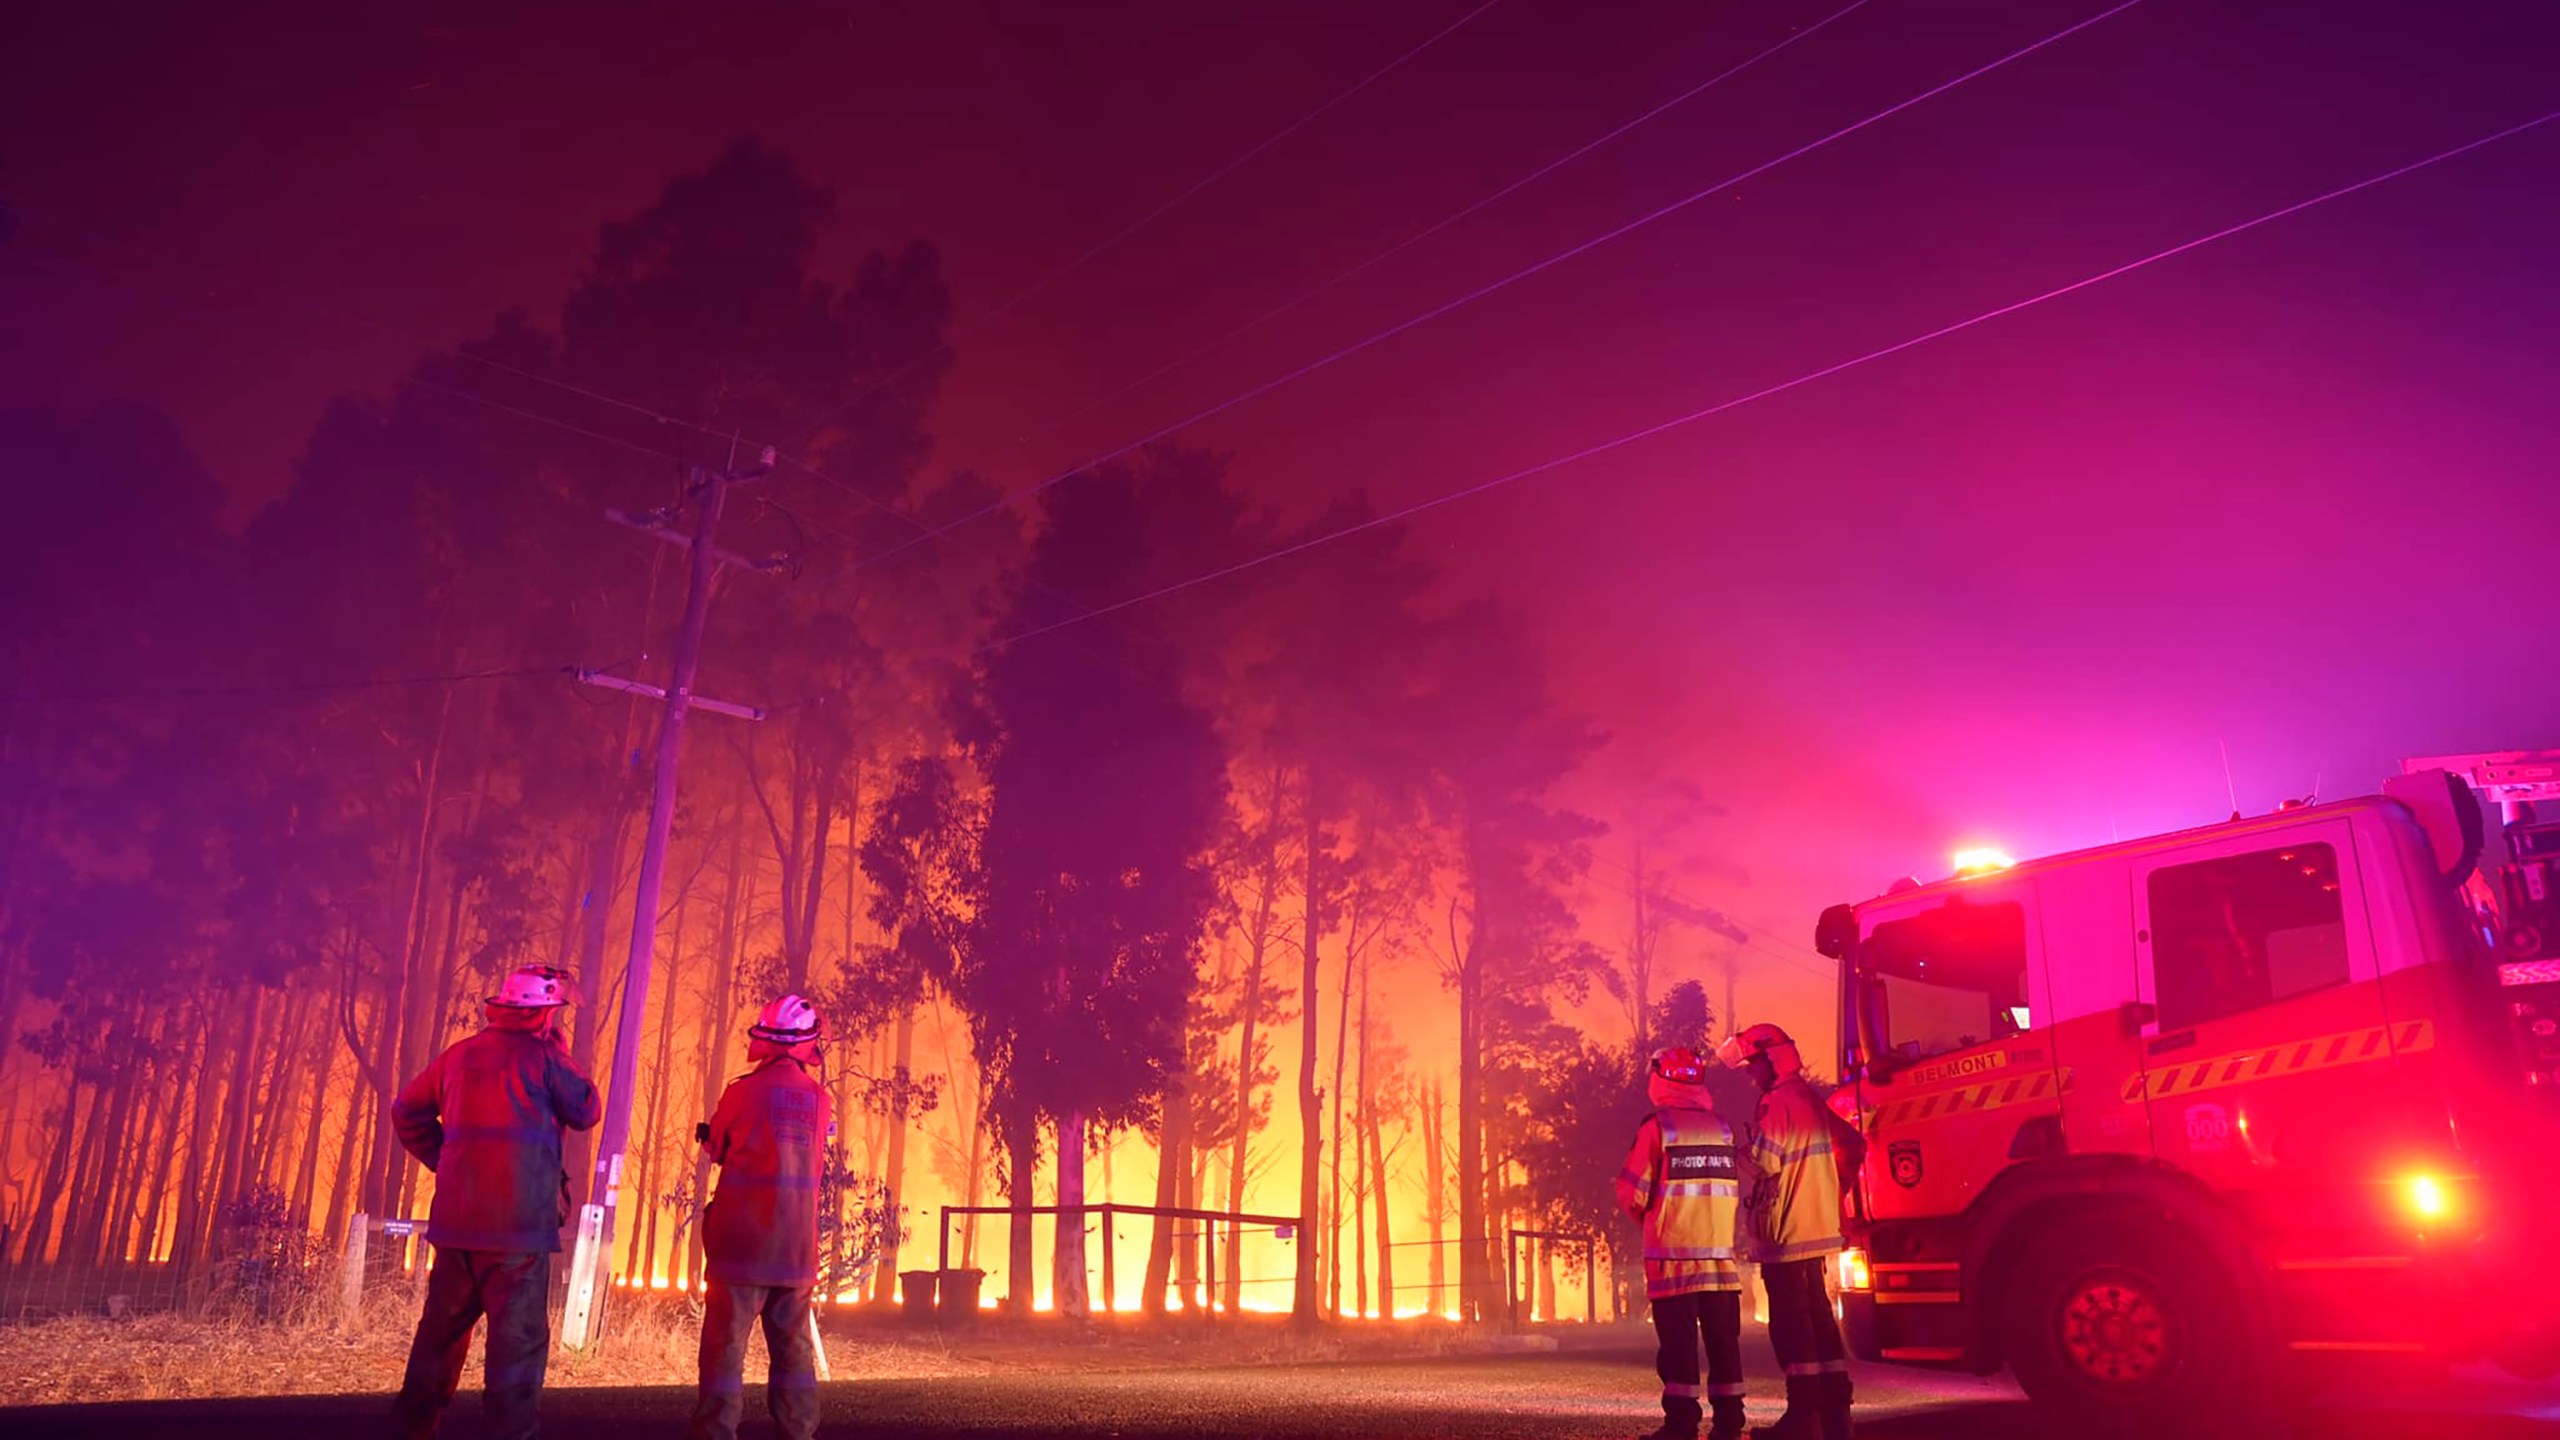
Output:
[1863,899,2029,1073]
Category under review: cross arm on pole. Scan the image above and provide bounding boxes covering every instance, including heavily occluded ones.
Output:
[571,669,766,722]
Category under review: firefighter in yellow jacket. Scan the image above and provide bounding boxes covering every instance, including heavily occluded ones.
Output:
[1617,1046,1747,1440]
[689,995,831,1440]
[1719,1022,1851,1440]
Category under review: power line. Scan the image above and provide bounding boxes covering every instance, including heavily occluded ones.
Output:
[403,377,693,465]
[848,0,2150,575]
[4,242,703,469]
[1021,0,1883,451]
[973,106,2558,657]
[782,0,1508,455]
[7,213,746,454]
[0,663,576,708]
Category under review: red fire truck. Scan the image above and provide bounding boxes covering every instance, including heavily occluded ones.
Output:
[1814,751,2560,1420]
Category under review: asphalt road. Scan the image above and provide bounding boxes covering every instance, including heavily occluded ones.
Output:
[11,1333,2558,1439]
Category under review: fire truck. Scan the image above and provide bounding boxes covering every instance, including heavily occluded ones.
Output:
[1812,751,2560,1420]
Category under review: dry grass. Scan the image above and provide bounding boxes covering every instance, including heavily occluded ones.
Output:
[0,1290,1542,1408]
[0,1289,976,1408]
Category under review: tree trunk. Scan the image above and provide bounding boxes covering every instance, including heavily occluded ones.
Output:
[1354,944,1384,1320]
[324,1060,372,1246]
[637,893,687,1286]
[1143,1064,1186,1316]
[68,1019,141,1267]
[17,1075,82,1264]
[1182,1114,1208,1313]
[1294,786,1323,1326]
[204,985,271,1264]
[874,999,915,1303]
[960,1094,986,1271]
[290,1012,338,1230]
[1055,1109,1089,1319]
[125,1010,200,1263]
[1369,1102,1394,1320]
[1225,805,1282,1314]
[248,998,314,1202]
[790,769,833,992]
[690,815,748,1289]
[1003,1105,1038,1316]
[1324,914,1353,1319]
[171,989,238,1270]
[1456,829,1494,1324]
[1423,1079,1447,1317]
[366,687,458,1220]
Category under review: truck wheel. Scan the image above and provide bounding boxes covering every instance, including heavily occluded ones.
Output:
[2004,1212,2253,1428]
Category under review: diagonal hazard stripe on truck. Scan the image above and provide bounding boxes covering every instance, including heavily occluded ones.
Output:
[2119,1020,2433,1104]
[1876,1068,2074,1127]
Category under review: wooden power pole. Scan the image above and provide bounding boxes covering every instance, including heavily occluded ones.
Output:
[562,448,782,1350]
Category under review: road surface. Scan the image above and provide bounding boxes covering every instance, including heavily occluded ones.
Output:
[10,1329,2557,1437]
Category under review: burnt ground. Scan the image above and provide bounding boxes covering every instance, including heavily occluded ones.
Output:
[8,1325,2556,1439]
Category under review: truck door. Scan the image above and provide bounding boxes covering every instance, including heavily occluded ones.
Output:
[2129,818,2391,1195]
[2033,858,2152,1160]
[1853,876,2061,1227]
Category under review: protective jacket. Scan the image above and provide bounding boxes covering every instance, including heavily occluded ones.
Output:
[1748,1076,1845,1262]
[394,1026,601,1253]
[700,1053,830,1287]
[1617,1104,1743,1297]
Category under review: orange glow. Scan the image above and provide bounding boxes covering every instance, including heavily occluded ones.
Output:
[1951,847,2016,877]
[1835,1248,1871,1292]
[2406,1173,2450,1221]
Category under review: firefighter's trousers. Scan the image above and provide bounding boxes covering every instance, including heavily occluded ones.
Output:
[686,1280,820,1440]
[1760,1258,1851,1440]
[1650,1288,1746,1436]
[390,1247,551,1440]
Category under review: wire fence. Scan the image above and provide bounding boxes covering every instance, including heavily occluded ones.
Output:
[0,1210,426,1327]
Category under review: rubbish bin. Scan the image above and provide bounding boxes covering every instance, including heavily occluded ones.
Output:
[937,1268,984,1328]
[899,1270,939,1326]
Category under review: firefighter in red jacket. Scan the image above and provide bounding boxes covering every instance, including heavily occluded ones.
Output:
[1617,1046,1748,1440]
[1719,1022,1852,1440]
[688,994,832,1440]
[390,964,600,1440]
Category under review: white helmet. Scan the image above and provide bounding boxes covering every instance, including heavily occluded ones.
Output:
[750,994,822,1046]
[488,965,573,1009]
[1716,1022,1803,1082]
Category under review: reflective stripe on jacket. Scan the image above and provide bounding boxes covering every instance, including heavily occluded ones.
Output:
[1616,1105,1743,1297]
[394,1027,601,1253]
[701,1055,830,1287]
[1748,1077,1843,1262]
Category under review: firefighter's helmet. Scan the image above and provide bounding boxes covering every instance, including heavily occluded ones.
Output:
[1716,1022,1803,1082]
[488,965,573,1009]
[1648,1046,1708,1086]
[749,994,823,1046]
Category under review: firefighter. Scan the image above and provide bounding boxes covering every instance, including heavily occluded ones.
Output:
[1718,1022,1851,1440]
[1617,1045,1749,1440]
[689,994,832,1440]
[390,964,601,1440]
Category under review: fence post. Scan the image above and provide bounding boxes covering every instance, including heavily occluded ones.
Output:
[938,1209,951,1275]
[1584,1240,1596,1324]
[1098,1206,1116,1317]
[1504,1231,1518,1329]
[339,1213,370,1328]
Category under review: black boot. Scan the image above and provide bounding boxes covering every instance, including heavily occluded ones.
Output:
[1707,1397,1747,1440]
[1640,1396,1702,1440]
[1750,1377,1823,1440]
[1819,1370,1853,1440]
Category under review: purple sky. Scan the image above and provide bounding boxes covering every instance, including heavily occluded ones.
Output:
[8,0,2557,1025]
